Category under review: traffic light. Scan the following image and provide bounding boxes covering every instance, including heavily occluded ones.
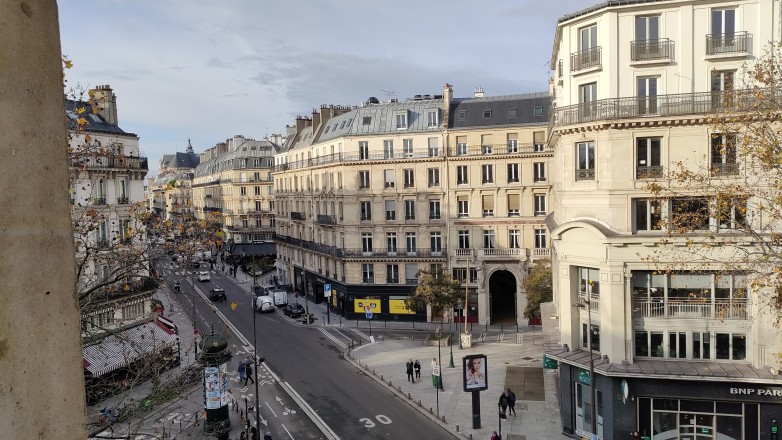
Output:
[771,419,778,440]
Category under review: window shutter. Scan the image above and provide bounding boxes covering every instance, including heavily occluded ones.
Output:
[508,194,520,211]
[482,195,494,210]
[533,131,545,144]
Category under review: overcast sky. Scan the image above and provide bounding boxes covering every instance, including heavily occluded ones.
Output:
[58,0,595,175]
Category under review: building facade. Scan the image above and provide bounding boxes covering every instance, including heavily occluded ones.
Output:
[147,140,200,220]
[544,1,782,439]
[273,87,551,325]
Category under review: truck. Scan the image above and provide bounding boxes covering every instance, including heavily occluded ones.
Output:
[271,289,288,307]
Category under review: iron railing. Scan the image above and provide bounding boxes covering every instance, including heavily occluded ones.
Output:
[706,31,752,56]
[632,298,748,319]
[274,235,447,259]
[636,166,664,179]
[290,212,305,221]
[72,155,148,170]
[631,38,674,61]
[317,214,337,225]
[576,169,595,181]
[711,163,739,176]
[571,46,602,71]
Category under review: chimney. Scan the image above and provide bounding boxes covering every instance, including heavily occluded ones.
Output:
[442,83,453,129]
[474,86,484,98]
[91,85,118,126]
[311,109,321,133]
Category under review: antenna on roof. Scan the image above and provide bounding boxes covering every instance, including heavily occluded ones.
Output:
[381,89,395,100]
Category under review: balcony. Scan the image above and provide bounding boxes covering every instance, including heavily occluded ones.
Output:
[710,162,738,177]
[290,212,305,221]
[116,196,129,205]
[632,298,748,320]
[447,143,552,158]
[479,248,525,260]
[455,248,473,258]
[93,197,107,205]
[630,38,674,62]
[554,89,763,127]
[531,248,550,258]
[706,32,752,56]
[274,235,447,260]
[72,155,149,170]
[570,46,601,72]
[95,239,109,250]
[575,169,595,181]
[405,278,418,285]
[317,214,337,225]
[363,276,374,284]
[636,166,664,179]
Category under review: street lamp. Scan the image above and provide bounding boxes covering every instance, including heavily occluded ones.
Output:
[251,257,264,439]
[448,302,458,368]
[575,282,597,437]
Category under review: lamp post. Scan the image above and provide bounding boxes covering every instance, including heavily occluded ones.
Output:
[251,259,264,439]
[448,306,455,368]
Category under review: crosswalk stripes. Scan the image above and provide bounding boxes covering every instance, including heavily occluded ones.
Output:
[349,328,371,342]
[316,327,348,350]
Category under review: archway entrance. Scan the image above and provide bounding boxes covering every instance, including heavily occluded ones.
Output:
[489,270,517,324]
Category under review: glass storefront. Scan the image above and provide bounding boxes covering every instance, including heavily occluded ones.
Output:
[637,397,757,439]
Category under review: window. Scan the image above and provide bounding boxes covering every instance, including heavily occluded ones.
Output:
[579,82,597,119]
[533,131,545,152]
[403,169,415,187]
[633,199,662,232]
[384,140,394,159]
[387,264,400,283]
[456,136,468,155]
[711,133,737,176]
[508,108,517,118]
[361,233,373,253]
[711,70,735,109]
[634,15,661,60]
[716,197,746,230]
[121,301,145,320]
[457,166,468,184]
[384,169,395,188]
[509,229,520,248]
[580,23,598,52]
[406,232,416,253]
[533,162,546,182]
[395,112,407,129]
[404,200,415,220]
[402,138,414,158]
[711,9,736,54]
[483,230,496,249]
[429,199,441,220]
[362,116,372,125]
[254,186,260,196]
[672,197,710,231]
[717,333,746,360]
[507,134,518,153]
[636,137,662,179]
[427,110,438,127]
[576,141,595,181]
[240,158,248,168]
[359,171,370,189]
[507,163,519,183]
[483,110,492,118]
[457,196,469,217]
[430,232,442,253]
[508,194,520,217]
[427,168,440,187]
[255,201,262,211]
[534,106,543,116]
[482,195,494,217]
[534,195,547,216]
[359,141,369,160]
[428,137,439,157]
[458,230,470,249]
[481,135,492,154]
[386,232,397,254]
[637,76,658,115]
[457,110,466,120]
[362,264,374,283]
[360,201,372,221]
[240,186,247,196]
[534,229,547,249]
[693,332,711,360]
[385,200,396,220]
[482,164,493,183]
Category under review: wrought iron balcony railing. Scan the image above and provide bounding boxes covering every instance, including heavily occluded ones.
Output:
[706,31,752,56]
[636,166,664,179]
[710,162,739,176]
[290,212,305,221]
[571,46,601,71]
[317,214,337,225]
[630,38,674,62]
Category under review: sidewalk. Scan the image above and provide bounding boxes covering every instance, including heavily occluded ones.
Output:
[229,272,567,440]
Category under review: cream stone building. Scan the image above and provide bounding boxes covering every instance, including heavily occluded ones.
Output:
[147,141,200,221]
[192,135,280,246]
[544,1,782,439]
[273,87,551,325]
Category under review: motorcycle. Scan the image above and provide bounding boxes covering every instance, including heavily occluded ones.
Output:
[174,280,181,292]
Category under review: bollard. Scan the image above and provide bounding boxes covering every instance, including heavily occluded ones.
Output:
[441,416,446,422]
[389,381,393,386]
[456,424,460,432]
[381,375,384,381]
[418,400,422,406]
[407,393,411,399]
[429,408,433,414]
[469,434,473,440]
[398,385,402,392]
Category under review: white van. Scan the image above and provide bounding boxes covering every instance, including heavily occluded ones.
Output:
[253,296,274,313]
[271,290,288,307]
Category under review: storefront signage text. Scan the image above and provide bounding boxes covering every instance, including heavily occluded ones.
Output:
[729,387,782,397]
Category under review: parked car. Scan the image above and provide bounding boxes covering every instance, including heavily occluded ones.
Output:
[271,290,288,307]
[209,288,226,302]
[283,303,305,318]
[198,271,210,282]
[253,296,275,313]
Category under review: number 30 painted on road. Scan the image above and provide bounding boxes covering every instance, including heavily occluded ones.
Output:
[359,415,392,428]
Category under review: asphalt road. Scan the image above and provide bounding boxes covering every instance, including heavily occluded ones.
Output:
[178,266,454,439]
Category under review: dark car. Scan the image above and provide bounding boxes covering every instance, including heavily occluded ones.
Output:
[283,303,305,318]
[209,288,226,302]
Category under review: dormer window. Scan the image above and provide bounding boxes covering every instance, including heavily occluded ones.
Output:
[457,110,467,120]
[395,112,408,129]
[363,116,372,126]
[483,110,492,118]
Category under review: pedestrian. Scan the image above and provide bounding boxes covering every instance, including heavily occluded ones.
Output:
[238,362,247,382]
[414,359,421,380]
[263,432,272,440]
[245,362,255,386]
[506,388,517,416]
[498,391,509,416]
[406,359,415,383]
[491,430,501,440]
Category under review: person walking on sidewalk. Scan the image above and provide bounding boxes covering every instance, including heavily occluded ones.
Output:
[491,430,501,440]
[245,363,255,386]
[406,359,415,383]
[506,388,517,416]
[414,360,421,380]
[498,391,509,416]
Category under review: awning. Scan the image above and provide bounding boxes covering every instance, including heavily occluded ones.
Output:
[230,242,277,257]
[83,321,179,377]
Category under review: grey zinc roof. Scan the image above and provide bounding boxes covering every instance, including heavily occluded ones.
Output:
[65,99,135,136]
[195,139,279,177]
[558,0,671,24]
[448,93,550,130]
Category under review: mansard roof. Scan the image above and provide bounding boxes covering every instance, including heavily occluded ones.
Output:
[448,92,550,130]
[65,99,136,137]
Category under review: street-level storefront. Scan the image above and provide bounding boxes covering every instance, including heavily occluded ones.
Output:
[549,347,782,440]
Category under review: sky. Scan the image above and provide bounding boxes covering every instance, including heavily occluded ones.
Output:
[57,0,596,176]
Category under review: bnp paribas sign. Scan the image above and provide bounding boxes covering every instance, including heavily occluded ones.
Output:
[729,387,782,398]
